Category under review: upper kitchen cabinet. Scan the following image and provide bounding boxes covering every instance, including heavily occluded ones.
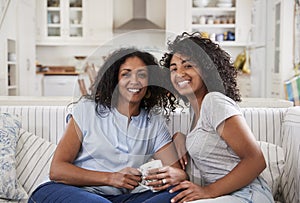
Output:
[186,0,252,46]
[36,0,113,45]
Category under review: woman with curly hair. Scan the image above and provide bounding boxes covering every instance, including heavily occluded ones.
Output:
[28,47,187,203]
[144,32,274,203]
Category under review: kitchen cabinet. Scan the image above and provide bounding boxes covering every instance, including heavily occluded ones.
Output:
[187,0,252,46]
[36,0,113,45]
[264,0,295,98]
[43,75,79,96]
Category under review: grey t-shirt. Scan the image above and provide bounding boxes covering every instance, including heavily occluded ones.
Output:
[186,92,242,185]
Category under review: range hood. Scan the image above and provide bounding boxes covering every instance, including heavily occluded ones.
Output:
[114,0,162,33]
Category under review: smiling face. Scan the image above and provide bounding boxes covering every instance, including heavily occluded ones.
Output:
[117,56,148,107]
[169,53,207,100]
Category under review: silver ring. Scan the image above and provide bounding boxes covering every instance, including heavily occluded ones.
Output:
[162,178,167,184]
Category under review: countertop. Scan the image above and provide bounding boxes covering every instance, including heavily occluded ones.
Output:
[36,71,80,75]
[36,65,80,75]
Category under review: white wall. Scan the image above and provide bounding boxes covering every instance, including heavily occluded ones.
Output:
[0,0,17,95]
[36,45,98,66]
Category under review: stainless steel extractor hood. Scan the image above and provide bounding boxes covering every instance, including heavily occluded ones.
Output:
[114,0,162,33]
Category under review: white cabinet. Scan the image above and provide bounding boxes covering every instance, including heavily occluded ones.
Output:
[43,75,79,96]
[265,0,295,98]
[36,0,113,45]
[187,0,252,46]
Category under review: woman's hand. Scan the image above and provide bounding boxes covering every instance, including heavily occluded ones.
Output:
[169,181,212,203]
[109,167,142,190]
[173,132,189,169]
[143,166,188,191]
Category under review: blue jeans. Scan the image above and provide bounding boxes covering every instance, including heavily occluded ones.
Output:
[28,181,179,203]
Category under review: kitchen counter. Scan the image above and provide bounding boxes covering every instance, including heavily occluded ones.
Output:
[36,65,79,75]
[37,71,80,75]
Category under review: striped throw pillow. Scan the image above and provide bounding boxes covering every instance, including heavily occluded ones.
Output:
[258,141,285,198]
[15,128,56,196]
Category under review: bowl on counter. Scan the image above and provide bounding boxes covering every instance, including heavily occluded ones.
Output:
[193,0,209,7]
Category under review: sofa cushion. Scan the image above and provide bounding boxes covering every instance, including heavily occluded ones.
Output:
[258,141,285,198]
[0,113,28,200]
[16,128,56,196]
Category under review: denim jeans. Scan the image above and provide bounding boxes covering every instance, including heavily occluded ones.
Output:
[28,181,179,203]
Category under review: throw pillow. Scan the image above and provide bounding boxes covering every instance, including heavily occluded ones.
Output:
[258,141,285,197]
[0,113,28,200]
[16,128,56,196]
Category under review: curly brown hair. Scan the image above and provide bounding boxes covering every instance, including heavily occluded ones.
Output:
[160,32,241,102]
[85,47,176,117]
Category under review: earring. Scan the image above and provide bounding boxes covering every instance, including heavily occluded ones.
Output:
[145,90,151,99]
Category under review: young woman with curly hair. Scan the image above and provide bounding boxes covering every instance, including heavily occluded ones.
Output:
[143,32,274,203]
[28,47,187,203]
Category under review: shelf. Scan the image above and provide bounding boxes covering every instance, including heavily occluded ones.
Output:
[192,24,235,28]
[6,39,18,96]
[70,24,83,28]
[192,7,236,12]
[47,24,61,27]
[8,86,17,89]
[216,41,250,47]
[188,0,252,47]
[70,7,82,11]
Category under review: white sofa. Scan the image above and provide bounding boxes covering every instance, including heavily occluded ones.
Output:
[0,98,299,203]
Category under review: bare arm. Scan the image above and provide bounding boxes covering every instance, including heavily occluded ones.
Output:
[170,115,266,202]
[50,117,141,189]
[153,141,183,169]
[206,114,266,197]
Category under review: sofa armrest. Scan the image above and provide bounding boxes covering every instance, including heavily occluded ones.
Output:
[281,107,300,203]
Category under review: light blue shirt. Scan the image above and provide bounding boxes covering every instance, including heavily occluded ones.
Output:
[71,99,172,195]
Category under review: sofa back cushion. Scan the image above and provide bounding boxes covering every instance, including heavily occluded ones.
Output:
[241,108,286,147]
[167,107,287,147]
[16,128,56,196]
[0,106,287,147]
[0,106,69,145]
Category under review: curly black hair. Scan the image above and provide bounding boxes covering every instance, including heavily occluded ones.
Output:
[160,32,241,102]
[85,47,176,116]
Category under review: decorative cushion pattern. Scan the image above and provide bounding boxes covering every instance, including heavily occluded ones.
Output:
[0,113,28,200]
[16,128,56,196]
[258,141,285,198]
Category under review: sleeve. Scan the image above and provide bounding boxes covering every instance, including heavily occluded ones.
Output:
[153,115,173,153]
[71,99,86,132]
[201,92,242,131]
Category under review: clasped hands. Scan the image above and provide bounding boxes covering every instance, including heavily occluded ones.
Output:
[112,166,210,202]
[142,166,187,191]
[111,166,186,191]
[144,167,213,203]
